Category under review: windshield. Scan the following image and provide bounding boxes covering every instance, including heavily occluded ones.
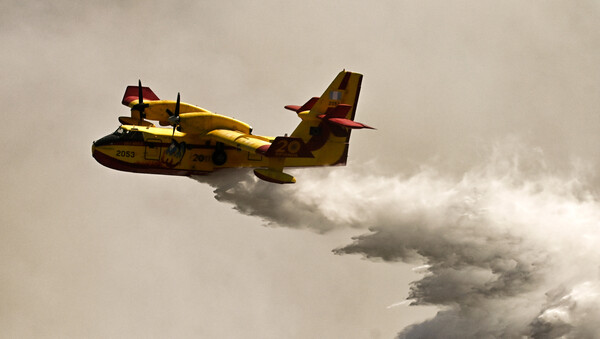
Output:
[113,128,144,142]
[94,128,144,147]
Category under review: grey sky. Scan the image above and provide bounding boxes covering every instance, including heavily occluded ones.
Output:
[2,1,600,338]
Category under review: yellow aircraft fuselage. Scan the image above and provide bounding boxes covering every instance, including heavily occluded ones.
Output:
[92,70,370,183]
[91,123,349,177]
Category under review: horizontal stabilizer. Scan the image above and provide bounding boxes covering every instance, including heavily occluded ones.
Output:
[284,105,301,112]
[327,118,374,129]
[254,168,296,184]
[207,129,271,155]
[284,97,319,113]
[316,104,374,129]
[122,86,160,106]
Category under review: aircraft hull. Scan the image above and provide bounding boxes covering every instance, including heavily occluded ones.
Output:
[91,124,348,178]
[92,148,209,176]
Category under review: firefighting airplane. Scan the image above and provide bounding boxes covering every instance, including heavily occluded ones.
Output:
[91,70,373,184]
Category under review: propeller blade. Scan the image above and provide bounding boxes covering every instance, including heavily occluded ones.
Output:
[132,79,149,118]
[138,80,144,106]
[166,92,181,126]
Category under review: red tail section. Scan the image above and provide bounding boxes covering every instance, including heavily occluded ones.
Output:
[284,97,319,113]
[318,105,374,129]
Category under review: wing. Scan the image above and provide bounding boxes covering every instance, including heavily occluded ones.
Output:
[207,130,313,158]
[127,100,212,123]
[207,129,273,155]
[207,130,312,184]
[121,84,212,123]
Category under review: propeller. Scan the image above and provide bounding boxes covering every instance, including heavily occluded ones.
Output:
[166,92,181,138]
[131,80,149,119]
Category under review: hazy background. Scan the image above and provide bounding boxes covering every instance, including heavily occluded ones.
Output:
[2,1,600,338]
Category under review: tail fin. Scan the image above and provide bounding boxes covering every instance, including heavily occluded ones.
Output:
[287,70,370,166]
[297,70,363,122]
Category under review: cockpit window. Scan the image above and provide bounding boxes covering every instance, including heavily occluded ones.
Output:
[112,128,144,142]
[95,128,143,147]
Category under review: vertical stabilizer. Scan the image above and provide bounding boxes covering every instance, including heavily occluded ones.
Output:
[288,70,366,166]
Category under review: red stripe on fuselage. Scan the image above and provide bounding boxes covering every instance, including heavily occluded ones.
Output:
[92,149,210,176]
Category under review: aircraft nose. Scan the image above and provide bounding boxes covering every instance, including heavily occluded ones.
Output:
[91,141,102,158]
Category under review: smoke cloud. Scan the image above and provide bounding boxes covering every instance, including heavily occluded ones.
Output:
[193,139,600,337]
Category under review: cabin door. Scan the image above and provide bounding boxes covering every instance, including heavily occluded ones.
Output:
[144,139,162,160]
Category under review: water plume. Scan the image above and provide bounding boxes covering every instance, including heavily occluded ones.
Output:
[193,140,600,337]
